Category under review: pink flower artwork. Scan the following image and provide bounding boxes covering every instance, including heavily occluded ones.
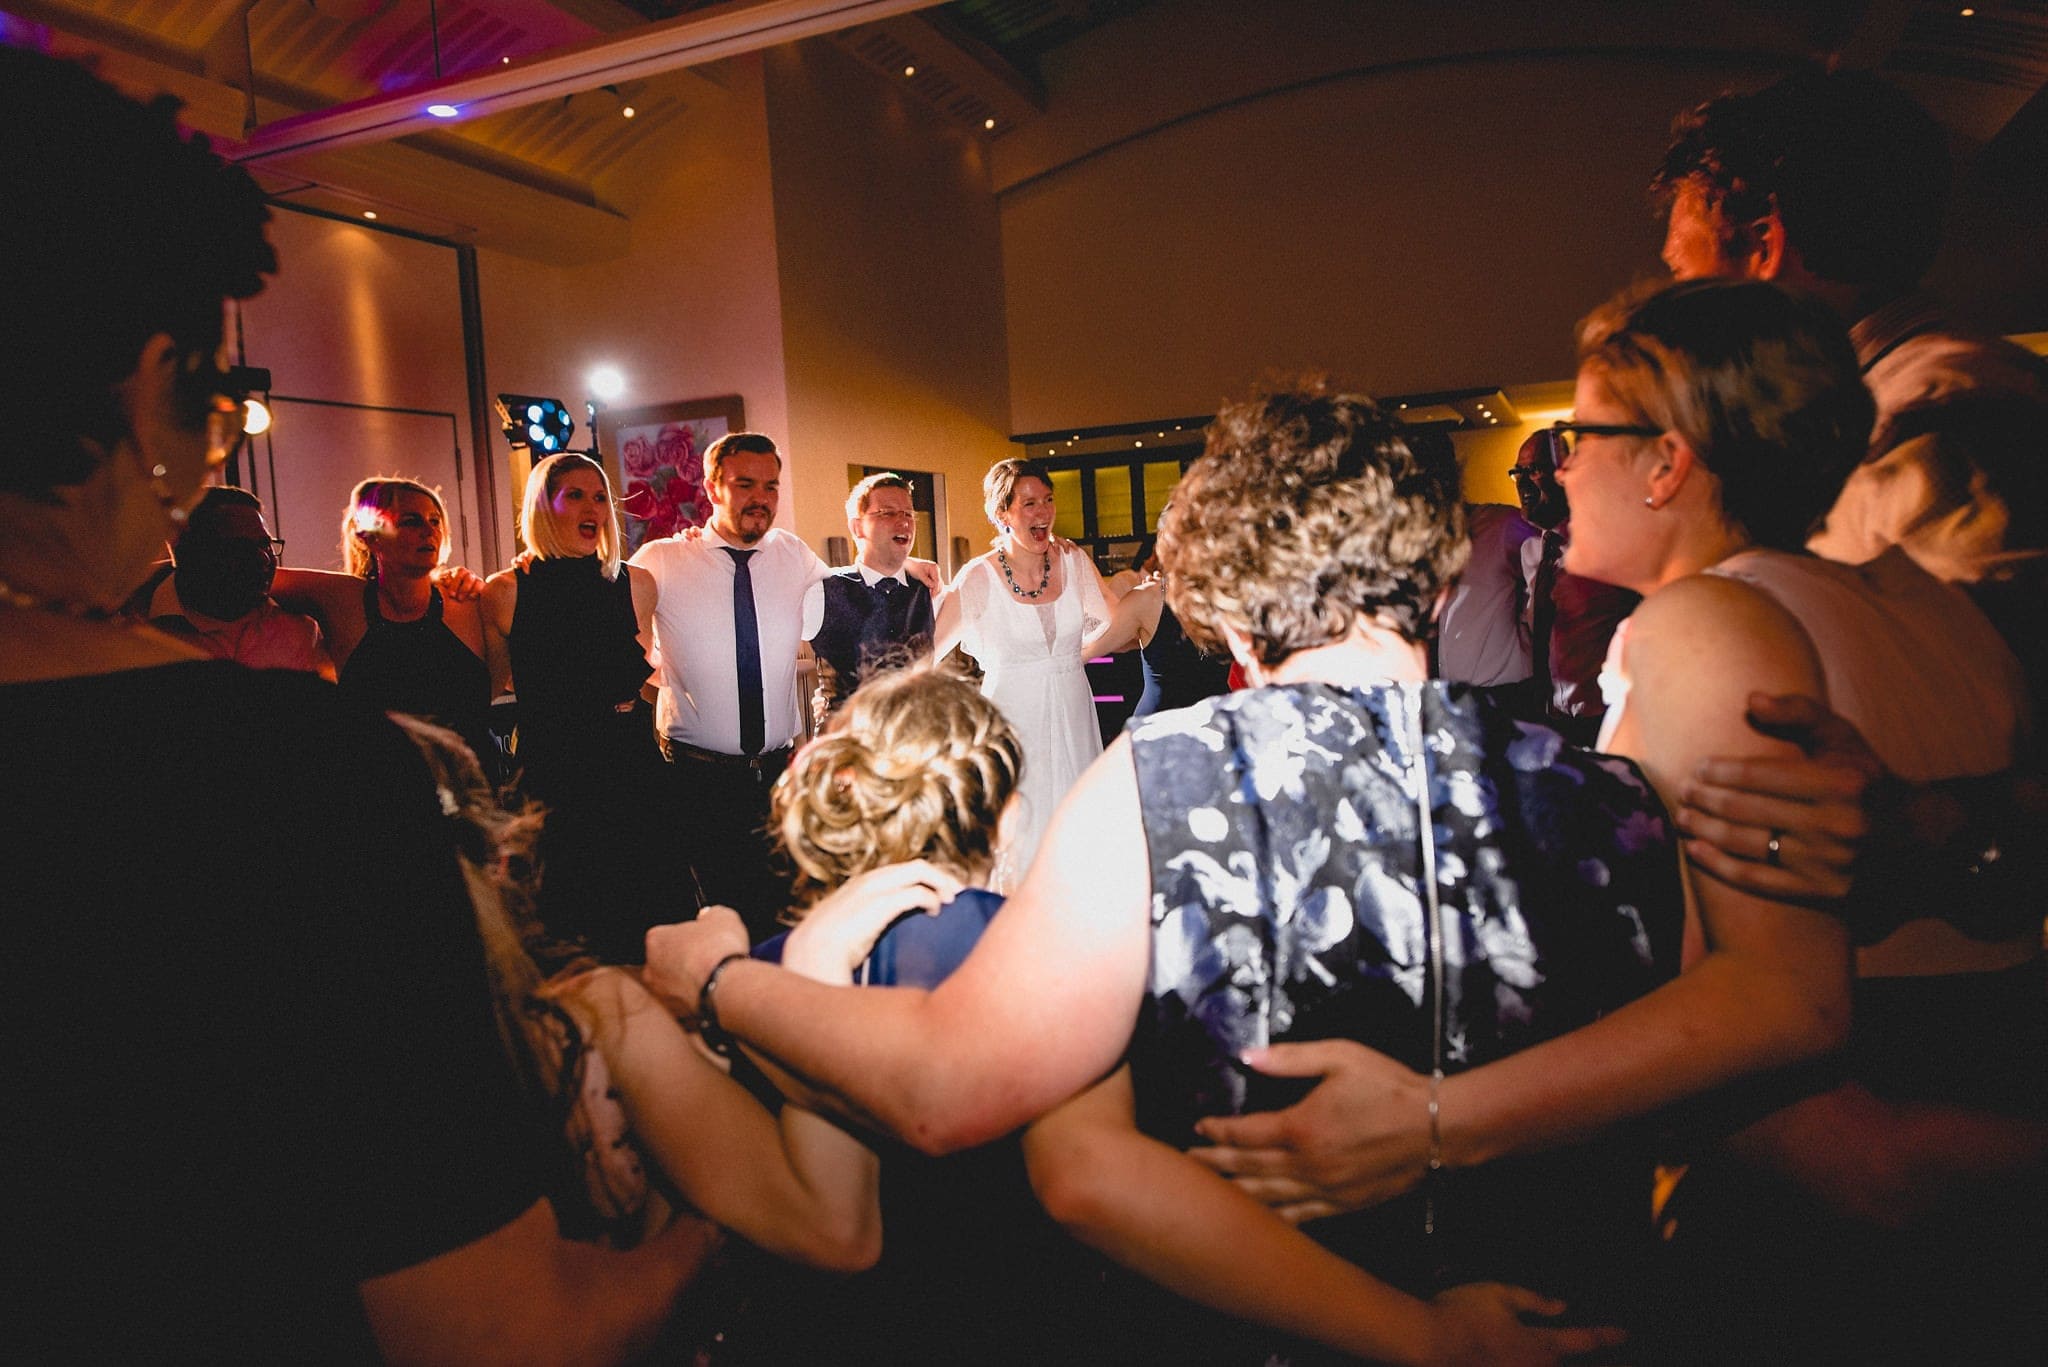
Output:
[615,418,722,552]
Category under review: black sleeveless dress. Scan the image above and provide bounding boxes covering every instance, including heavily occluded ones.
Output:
[1135,602,1231,716]
[338,579,496,778]
[507,557,686,960]
[1122,681,1683,1361]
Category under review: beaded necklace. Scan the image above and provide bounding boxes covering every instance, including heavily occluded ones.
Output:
[996,544,1051,600]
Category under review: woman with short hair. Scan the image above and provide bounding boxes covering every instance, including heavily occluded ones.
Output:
[931,457,1114,881]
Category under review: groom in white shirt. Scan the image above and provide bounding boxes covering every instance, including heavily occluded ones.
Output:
[629,431,826,939]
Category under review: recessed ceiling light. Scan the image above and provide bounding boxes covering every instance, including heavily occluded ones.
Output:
[621,105,636,118]
[426,103,460,119]
[501,56,511,65]
[1960,6,1976,14]
[984,118,996,130]
[904,64,916,77]
[1135,439,1144,447]
[362,210,378,220]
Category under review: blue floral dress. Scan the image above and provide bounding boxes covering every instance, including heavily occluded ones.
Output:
[1127,681,1681,1320]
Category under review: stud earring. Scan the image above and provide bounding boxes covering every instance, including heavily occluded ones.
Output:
[1643,496,1658,510]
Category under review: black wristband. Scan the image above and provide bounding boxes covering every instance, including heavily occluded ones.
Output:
[697,951,750,1056]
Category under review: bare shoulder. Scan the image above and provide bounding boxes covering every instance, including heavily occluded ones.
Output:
[1611,571,1826,794]
[481,570,519,630]
[1628,572,1819,680]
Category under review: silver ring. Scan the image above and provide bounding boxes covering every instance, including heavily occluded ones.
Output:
[1765,830,1784,867]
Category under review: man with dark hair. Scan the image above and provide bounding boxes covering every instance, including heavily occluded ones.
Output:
[811,472,936,718]
[2,43,712,1363]
[1505,428,1638,745]
[131,485,332,675]
[1653,68,2048,638]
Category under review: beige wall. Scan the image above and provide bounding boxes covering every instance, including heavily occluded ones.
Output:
[999,50,1794,434]
[475,53,791,568]
[763,40,1014,570]
[236,209,481,571]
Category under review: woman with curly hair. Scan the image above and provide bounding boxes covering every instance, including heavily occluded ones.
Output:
[663,386,1684,1364]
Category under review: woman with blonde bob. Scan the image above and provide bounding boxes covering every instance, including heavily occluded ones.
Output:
[482,451,678,960]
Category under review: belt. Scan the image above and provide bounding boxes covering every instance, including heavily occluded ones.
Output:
[663,738,794,770]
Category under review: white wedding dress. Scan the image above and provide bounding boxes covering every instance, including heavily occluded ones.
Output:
[951,544,1107,882]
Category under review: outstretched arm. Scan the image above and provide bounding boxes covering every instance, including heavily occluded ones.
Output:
[1082,581,1163,659]
[553,968,881,1272]
[929,574,967,662]
[480,573,517,697]
[1024,1068,1622,1367]
[642,736,1155,1155]
[269,567,360,627]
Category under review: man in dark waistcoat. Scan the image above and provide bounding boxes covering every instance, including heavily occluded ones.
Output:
[811,472,936,718]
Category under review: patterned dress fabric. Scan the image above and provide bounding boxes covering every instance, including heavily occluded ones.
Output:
[1127,681,1682,1312]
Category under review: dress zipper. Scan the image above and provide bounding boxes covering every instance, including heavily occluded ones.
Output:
[1408,686,1448,1242]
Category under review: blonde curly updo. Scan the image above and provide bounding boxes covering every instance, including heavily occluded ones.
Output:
[772,664,1023,911]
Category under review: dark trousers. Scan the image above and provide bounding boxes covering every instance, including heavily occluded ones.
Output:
[666,742,795,945]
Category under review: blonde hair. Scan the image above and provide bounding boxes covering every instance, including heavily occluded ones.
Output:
[844,470,913,527]
[772,665,1022,911]
[342,476,451,578]
[521,452,622,578]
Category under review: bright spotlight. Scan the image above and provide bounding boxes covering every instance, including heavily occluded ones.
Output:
[588,366,626,402]
[242,398,272,437]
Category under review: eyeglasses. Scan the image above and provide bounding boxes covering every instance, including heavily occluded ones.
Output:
[1545,420,1662,470]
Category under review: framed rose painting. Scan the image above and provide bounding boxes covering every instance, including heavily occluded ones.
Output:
[597,395,745,555]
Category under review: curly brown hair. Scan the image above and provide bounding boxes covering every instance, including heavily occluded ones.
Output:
[772,664,1023,911]
[1158,385,1468,667]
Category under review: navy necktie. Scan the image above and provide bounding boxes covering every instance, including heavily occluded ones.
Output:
[725,548,764,755]
[874,575,900,602]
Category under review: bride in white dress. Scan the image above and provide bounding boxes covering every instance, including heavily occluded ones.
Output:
[932,459,1112,884]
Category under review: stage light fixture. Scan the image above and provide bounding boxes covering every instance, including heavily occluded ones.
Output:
[588,366,626,402]
[495,393,575,456]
